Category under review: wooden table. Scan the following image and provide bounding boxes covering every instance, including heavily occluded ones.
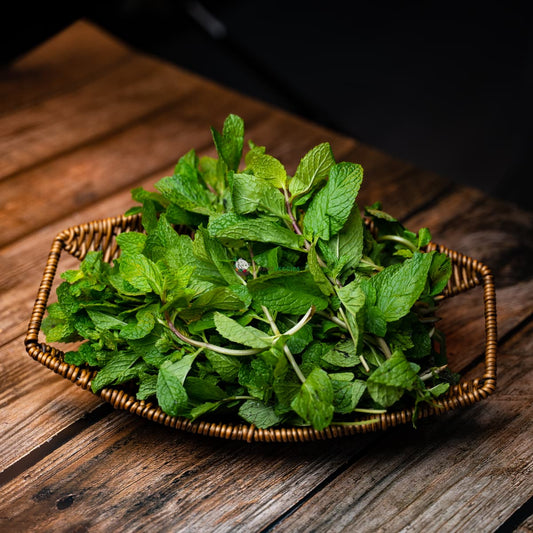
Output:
[1,21,532,532]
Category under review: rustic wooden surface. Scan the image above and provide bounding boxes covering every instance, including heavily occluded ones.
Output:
[1,20,532,532]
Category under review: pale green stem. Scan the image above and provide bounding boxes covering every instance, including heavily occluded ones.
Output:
[221,395,255,402]
[359,257,384,272]
[283,306,316,336]
[332,418,381,426]
[377,234,417,252]
[165,313,262,357]
[419,365,448,382]
[376,337,392,359]
[262,305,306,384]
[317,311,348,329]
[353,408,387,414]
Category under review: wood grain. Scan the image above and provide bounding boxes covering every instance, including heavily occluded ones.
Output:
[1,19,532,533]
[405,186,533,287]
[0,308,530,531]
[0,21,130,113]
[0,410,375,532]
[269,324,533,533]
[0,54,204,179]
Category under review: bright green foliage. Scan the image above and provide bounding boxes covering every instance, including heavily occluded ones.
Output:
[289,142,335,201]
[42,114,455,430]
[303,162,363,240]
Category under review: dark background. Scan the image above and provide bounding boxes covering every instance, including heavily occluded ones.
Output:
[3,0,532,210]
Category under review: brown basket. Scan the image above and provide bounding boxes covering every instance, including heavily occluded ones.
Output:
[25,214,497,442]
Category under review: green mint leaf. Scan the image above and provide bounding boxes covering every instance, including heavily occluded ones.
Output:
[137,373,158,400]
[365,305,388,337]
[120,305,157,340]
[213,312,272,349]
[238,399,281,428]
[166,204,207,227]
[208,212,303,251]
[291,367,334,430]
[185,377,226,401]
[303,162,363,240]
[247,271,328,314]
[43,320,78,343]
[367,350,420,407]
[119,252,164,295]
[91,351,141,392]
[86,310,127,330]
[198,155,227,196]
[143,214,186,262]
[279,319,313,355]
[193,226,240,286]
[64,342,100,367]
[371,251,434,322]
[205,350,241,382]
[322,340,360,368]
[211,114,244,171]
[156,353,198,415]
[289,142,335,199]
[115,232,147,255]
[245,150,287,189]
[307,241,334,296]
[253,247,280,273]
[427,382,450,398]
[336,281,366,316]
[179,286,247,321]
[155,150,214,215]
[325,204,364,277]
[239,358,274,401]
[418,227,432,248]
[232,173,287,219]
[332,378,366,414]
[427,252,452,296]
[156,362,188,417]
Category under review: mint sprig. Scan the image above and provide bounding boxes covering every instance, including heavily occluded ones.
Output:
[42,114,457,431]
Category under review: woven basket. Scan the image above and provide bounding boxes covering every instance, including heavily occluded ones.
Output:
[25,214,497,442]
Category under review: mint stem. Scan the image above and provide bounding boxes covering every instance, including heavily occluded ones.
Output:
[377,234,417,252]
[164,313,262,357]
[283,306,316,336]
[317,311,348,329]
[332,418,381,426]
[262,305,306,384]
[376,337,392,359]
[283,187,303,236]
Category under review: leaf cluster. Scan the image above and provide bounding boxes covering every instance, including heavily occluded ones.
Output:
[42,114,457,430]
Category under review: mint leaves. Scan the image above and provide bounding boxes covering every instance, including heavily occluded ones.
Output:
[42,114,455,431]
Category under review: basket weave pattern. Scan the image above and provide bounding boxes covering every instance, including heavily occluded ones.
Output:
[25,215,498,442]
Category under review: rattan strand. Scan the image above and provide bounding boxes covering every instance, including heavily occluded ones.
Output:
[24,215,498,442]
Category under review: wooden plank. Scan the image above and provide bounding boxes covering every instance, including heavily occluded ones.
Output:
[0,336,103,473]
[405,186,533,288]
[0,312,530,531]
[0,98,268,249]
[0,409,374,531]
[268,321,533,533]
[0,21,130,113]
[0,54,205,179]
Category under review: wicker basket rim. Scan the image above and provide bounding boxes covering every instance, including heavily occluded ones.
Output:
[24,214,498,443]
